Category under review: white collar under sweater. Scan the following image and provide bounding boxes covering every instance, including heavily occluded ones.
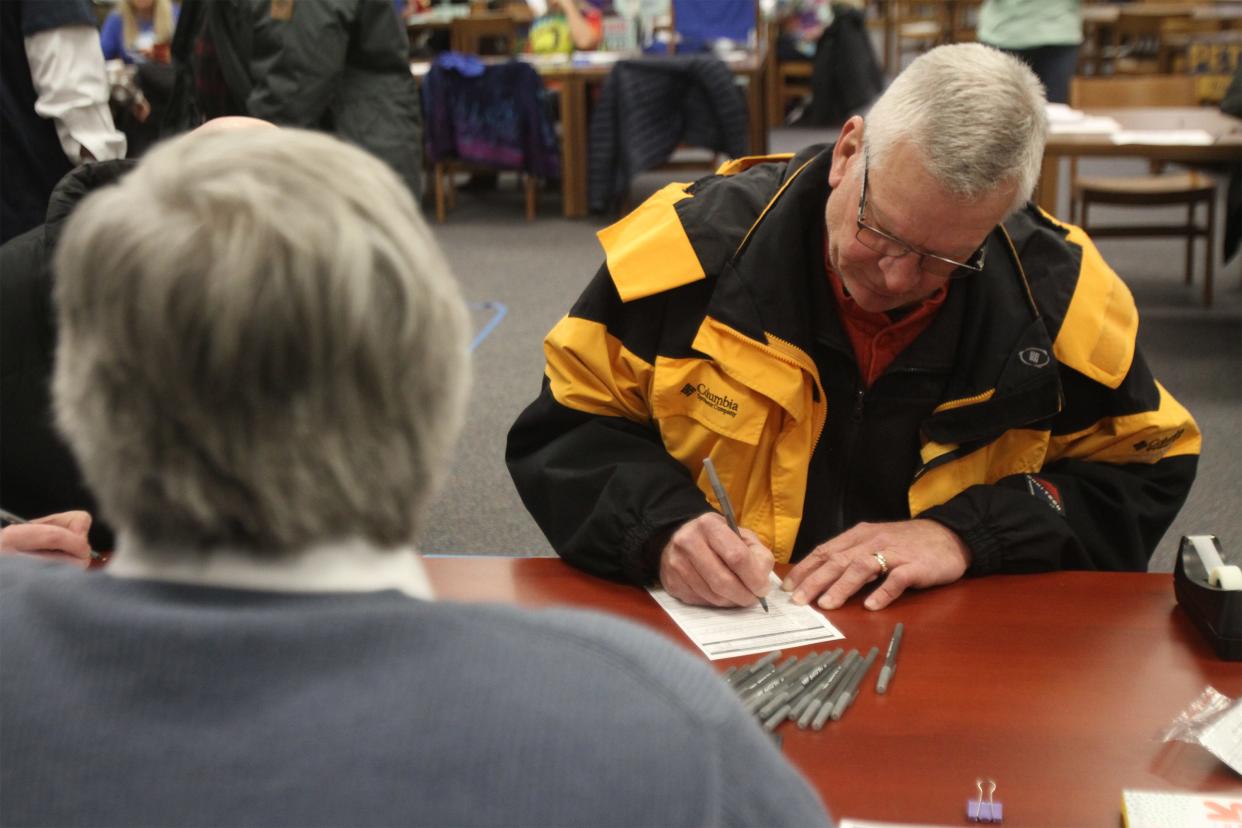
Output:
[105,536,435,601]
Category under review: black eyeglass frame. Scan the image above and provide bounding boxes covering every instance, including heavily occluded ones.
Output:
[855,155,987,279]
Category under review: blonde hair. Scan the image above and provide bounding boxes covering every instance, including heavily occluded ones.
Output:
[53,128,472,554]
[121,0,175,50]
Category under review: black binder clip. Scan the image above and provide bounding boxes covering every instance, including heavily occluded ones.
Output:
[967,778,1002,823]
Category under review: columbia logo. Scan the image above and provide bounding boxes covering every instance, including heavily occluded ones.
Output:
[682,382,740,417]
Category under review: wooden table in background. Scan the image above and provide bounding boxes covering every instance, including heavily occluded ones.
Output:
[1039,106,1242,218]
[427,557,1242,827]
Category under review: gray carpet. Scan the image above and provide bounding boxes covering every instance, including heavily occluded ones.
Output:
[420,126,1242,575]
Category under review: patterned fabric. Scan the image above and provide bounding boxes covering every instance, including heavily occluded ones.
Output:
[421,55,560,178]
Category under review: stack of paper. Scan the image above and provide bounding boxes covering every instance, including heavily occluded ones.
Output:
[1122,790,1242,827]
[1046,102,1122,135]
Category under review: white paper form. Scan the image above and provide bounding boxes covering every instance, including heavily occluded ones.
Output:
[648,574,844,660]
[1111,129,1215,146]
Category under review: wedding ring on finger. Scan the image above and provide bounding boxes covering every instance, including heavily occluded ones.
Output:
[872,551,889,576]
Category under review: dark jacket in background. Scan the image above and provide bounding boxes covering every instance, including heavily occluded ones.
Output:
[0,161,135,551]
[166,0,423,195]
[800,5,883,127]
[421,56,560,179]
[587,55,747,214]
[0,0,96,244]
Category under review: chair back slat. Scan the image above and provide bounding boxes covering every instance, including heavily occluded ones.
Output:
[1069,74,1198,108]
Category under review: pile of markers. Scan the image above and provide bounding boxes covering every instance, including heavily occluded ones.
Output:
[722,623,903,733]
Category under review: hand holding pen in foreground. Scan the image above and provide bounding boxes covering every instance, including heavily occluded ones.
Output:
[656,459,774,610]
[0,510,96,568]
[658,515,774,610]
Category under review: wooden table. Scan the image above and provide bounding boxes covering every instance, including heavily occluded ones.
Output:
[412,52,769,220]
[1038,106,1242,218]
[426,557,1242,827]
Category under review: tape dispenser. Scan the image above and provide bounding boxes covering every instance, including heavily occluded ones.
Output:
[1174,534,1242,660]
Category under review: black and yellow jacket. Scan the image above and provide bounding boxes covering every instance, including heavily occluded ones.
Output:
[506,144,1200,585]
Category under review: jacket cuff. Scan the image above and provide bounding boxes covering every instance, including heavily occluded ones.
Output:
[621,508,712,586]
[920,499,1005,577]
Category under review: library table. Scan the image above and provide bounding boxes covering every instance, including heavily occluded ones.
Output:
[427,557,1242,827]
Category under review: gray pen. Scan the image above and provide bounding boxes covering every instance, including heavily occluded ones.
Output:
[875,622,904,694]
[812,650,862,730]
[728,650,782,688]
[831,646,880,721]
[702,457,768,612]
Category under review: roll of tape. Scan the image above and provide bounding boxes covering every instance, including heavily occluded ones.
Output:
[1210,565,1242,591]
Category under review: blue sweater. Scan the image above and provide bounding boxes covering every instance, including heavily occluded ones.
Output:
[0,556,832,827]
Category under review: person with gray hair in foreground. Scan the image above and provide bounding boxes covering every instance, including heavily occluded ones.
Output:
[0,127,831,828]
[508,44,1199,612]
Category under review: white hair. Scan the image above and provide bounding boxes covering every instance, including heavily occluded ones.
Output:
[863,43,1048,215]
[52,128,471,554]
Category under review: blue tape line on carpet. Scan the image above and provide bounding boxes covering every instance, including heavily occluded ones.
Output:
[468,301,508,352]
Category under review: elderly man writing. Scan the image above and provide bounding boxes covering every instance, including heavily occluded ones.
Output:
[507,44,1199,611]
[0,127,830,827]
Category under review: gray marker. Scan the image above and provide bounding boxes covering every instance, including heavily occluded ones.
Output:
[752,656,823,716]
[785,650,844,720]
[728,650,782,688]
[831,646,880,721]
[875,622,904,694]
[812,652,864,730]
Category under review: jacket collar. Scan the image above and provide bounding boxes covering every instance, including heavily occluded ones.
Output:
[40,159,137,262]
[694,144,1063,441]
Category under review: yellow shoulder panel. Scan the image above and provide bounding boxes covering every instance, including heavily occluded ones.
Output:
[596,183,705,303]
[544,316,655,424]
[1043,213,1138,390]
[715,153,795,176]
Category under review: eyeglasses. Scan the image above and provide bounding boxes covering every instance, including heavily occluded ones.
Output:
[855,156,987,279]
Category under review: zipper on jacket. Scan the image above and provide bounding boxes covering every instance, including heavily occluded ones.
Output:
[834,384,867,531]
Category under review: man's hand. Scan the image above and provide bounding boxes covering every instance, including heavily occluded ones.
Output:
[782,519,970,611]
[658,512,775,607]
[0,511,94,568]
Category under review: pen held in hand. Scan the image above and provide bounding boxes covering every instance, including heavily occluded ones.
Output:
[0,507,104,563]
[702,457,768,613]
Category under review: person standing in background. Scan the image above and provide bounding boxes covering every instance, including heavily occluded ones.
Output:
[165,0,422,196]
[977,0,1082,104]
[1,0,126,243]
[100,0,179,64]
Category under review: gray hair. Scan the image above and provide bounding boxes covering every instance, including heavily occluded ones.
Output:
[863,43,1048,214]
[52,128,471,554]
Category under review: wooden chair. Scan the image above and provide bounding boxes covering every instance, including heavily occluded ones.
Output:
[433,163,538,222]
[449,12,518,55]
[1069,75,1218,306]
[764,2,818,126]
[422,59,555,223]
